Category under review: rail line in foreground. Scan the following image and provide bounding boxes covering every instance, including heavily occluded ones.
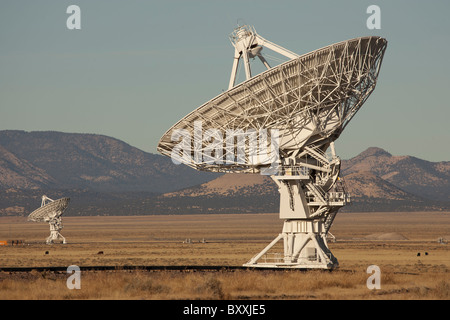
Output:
[0,265,349,273]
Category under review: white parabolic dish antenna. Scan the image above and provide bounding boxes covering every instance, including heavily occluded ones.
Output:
[157,25,387,269]
[28,196,70,244]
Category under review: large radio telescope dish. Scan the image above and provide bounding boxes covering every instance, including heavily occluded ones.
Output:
[157,25,387,269]
[28,196,69,244]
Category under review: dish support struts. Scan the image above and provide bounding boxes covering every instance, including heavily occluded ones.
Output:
[157,24,387,269]
[244,141,348,269]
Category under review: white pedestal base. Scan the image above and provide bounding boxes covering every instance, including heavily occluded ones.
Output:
[243,220,338,269]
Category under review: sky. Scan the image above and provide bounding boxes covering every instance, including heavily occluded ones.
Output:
[0,0,449,162]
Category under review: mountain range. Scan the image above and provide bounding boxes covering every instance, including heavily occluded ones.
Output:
[0,130,448,216]
[0,130,217,193]
[154,146,449,213]
[0,130,219,216]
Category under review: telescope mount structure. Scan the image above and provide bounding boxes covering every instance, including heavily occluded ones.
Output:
[157,24,387,269]
[28,196,69,244]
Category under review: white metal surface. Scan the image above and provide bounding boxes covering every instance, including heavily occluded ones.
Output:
[28,196,69,244]
[157,25,387,269]
[158,28,387,174]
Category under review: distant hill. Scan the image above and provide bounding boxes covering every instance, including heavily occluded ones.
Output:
[0,130,219,216]
[163,173,276,198]
[341,147,450,202]
[153,147,450,213]
[0,130,218,193]
[154,174,279,214]
[0,131,448,216]
[0,144,56,189]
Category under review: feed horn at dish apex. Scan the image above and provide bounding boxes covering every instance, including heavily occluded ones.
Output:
[158,24,387,269]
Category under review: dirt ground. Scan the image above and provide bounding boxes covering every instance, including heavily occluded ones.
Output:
[0,212,449,300]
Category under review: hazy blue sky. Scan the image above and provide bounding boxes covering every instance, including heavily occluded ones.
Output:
[1,1,449,162]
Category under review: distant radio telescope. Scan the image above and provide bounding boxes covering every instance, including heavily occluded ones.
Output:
[158,24,387,269]
[28,196,70,244]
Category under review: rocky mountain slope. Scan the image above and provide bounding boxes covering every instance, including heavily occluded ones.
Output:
[155,147,449,213]
[0,130,217,193]
[341,147,450,202]
[0,131,448,215]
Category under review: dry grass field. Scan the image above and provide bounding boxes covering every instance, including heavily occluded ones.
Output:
[0,212,449,300]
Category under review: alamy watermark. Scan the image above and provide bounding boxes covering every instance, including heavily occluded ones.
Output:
[170,121,280,175]
[65,5,381,32]
[367,5,381,30]
[66,265,81,289]
[66,5,81,30]
[366,265,381,290]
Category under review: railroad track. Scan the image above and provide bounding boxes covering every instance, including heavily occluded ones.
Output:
[0,265,348,273]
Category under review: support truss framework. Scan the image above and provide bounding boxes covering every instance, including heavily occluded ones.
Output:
[157,25,387,269]
[27,196,69,245]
